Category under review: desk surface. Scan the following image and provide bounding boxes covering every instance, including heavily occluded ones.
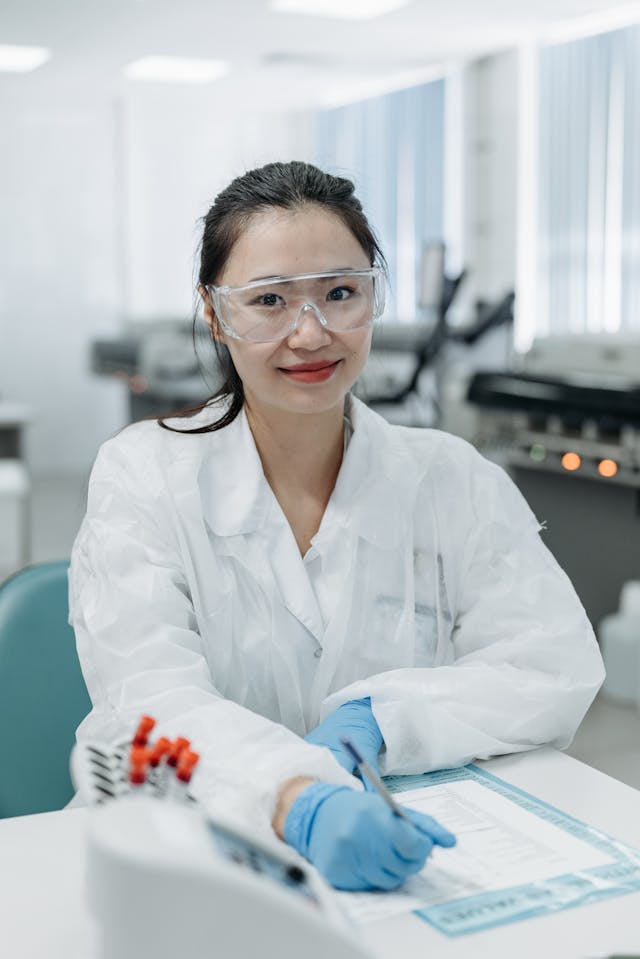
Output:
[2,748,639,959]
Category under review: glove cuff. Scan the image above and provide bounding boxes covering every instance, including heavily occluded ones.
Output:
[283,782,347,857]
[339,697,384,750]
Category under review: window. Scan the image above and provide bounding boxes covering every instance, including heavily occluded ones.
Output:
[313,80,445,322]
[533,25,640,341]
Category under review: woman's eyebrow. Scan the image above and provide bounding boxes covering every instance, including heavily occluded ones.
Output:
[245,268,360,283]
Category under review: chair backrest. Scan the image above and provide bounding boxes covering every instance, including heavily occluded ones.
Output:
[0,561,91,817]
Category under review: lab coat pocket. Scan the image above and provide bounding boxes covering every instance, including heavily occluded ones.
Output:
[370,596,439,666]
[413,549,454,665]
[369,595,415,669]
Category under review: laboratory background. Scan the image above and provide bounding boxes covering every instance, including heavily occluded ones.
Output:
[1,0,639,793]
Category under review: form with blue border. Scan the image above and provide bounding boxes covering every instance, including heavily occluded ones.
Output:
[337,764,640,937]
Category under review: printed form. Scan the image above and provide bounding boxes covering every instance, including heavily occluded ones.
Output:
[336,767,640,936]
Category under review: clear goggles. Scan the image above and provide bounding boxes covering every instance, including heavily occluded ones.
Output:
[206,267,385,343]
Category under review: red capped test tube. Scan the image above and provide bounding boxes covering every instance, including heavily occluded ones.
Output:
[132,715,156,747]
[167,737,190,768]
[129,745,150,786]
[176,750,200,784]
[148,736,171,768]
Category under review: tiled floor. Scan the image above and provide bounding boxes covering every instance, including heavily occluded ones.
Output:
[4,471,640,792]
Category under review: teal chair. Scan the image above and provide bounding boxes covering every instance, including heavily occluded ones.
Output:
[0,561,91,818]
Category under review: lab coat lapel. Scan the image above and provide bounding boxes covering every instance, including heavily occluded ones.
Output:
[334,397,419,549]
[307,399,423,706]
[198,410,271,538]
[267,512,325,644]
[197,408,324,642]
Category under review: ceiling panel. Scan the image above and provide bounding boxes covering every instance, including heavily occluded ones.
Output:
[0,0,635,108]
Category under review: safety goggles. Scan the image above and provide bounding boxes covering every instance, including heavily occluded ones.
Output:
[206,267,385,343]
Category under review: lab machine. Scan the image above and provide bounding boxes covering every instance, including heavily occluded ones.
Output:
[0,402,31,575]
[91,320,221,423]
[461,334,640,627]
[72,717,369,959]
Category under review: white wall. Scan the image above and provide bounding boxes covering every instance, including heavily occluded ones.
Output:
[0,85,126,474]
[0,80,315,475]
[454,51,520,321]
[122,86,315,320]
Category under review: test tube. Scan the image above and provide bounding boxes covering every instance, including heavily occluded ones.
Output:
[148,736,171,768]
[147,736,171,794]
[132,715,157,747]
[176,750,200,784]
[167,737,190,767]
[174,750,200,802]
[129,745,150,787]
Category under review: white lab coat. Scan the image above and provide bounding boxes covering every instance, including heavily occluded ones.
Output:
[69,395,604,830]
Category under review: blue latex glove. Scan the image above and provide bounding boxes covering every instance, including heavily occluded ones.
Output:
[305,698,383,783]
[285,782,456,891]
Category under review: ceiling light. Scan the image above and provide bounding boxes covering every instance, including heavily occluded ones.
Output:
[0,44,51,73]
[270,0,411,21]
[124,56,229,84]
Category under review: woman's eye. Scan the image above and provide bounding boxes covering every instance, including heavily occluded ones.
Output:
[253,292,285,308]
[327,286,355,302]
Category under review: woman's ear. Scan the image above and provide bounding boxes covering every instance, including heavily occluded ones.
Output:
[198,285,224,343]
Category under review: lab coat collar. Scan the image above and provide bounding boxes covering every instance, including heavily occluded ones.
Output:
[199,408,272,537]
[198,396,421,548]
[331,396,420,549]
[198,406,325,641]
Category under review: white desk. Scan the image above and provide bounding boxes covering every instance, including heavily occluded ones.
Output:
[2,748,639,959]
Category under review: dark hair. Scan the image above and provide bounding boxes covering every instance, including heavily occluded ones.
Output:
[159,160,386,434]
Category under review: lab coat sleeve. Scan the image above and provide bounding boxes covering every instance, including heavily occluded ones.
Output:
[69,432,356,832]
[321,451,605,775]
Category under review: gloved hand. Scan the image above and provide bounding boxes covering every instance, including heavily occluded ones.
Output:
[305,698,383,783]
[284,782,456,891]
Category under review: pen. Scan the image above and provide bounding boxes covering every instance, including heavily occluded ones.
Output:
[340,736,411,823]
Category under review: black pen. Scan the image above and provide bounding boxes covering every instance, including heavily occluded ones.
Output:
[340,736,412,823]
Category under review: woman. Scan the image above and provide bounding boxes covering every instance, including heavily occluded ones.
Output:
[70,160,604,891]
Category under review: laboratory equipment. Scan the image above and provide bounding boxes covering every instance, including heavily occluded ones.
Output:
[466,333,640,488]
[360,241,513,427]
[0,401,29,459]
[0,460,29,574]
[0,401,31,573]
[91,319,221,422]
[598,581,640,706]
[462,333,640,628]
[72,719,369,959]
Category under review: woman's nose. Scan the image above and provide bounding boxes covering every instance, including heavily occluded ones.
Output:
[286,303,333,348]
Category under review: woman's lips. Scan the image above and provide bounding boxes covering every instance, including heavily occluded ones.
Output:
[278,360,340,383]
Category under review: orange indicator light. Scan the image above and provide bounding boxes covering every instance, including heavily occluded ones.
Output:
[561,452,581,472]
[598,459,618,478]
